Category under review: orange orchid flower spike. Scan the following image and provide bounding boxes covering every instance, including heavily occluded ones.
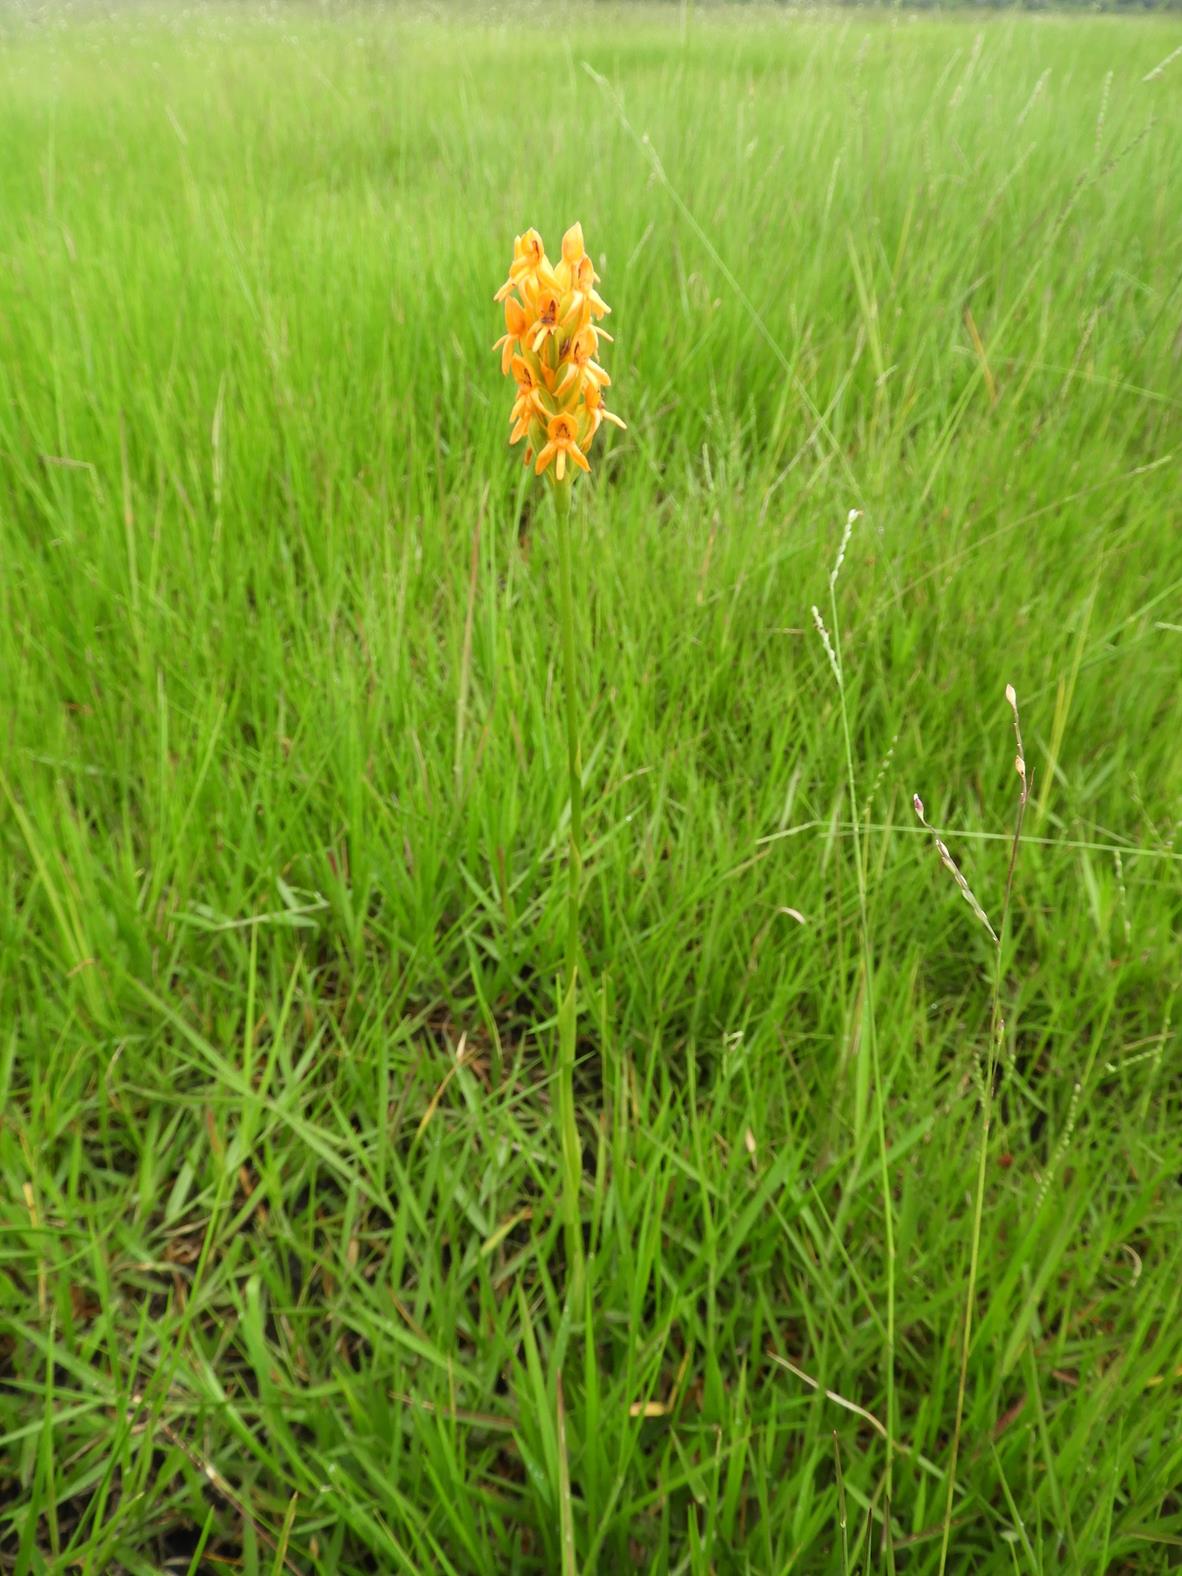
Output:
[493,222,624,493]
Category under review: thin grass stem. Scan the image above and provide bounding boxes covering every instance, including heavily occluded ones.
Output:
[937,689,1029,1573]
[821,512,897,1557]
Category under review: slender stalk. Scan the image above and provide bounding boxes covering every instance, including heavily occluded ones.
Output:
[938,693,1028,1574]
[828,578,897,1547]
[553,481,584,1284]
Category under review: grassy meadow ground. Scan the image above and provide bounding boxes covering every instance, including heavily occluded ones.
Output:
[2,3,1182,1571]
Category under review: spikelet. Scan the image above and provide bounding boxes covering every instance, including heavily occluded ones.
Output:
[493,224,625,486]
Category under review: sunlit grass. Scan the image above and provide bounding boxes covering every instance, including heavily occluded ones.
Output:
[2,5,1181,1571]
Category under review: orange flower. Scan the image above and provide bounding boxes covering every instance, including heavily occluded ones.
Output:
[556,327,609,396]
[492,297,529,376]
[495,223,623,487]
[530,288,562,353]
[580,381,626,451]
[495,229,559,307]
[574,255,610,321]
[508,357,547,444]
[536,414,591,482]
[554,222,592,292]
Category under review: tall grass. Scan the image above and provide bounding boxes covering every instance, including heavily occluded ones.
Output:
[2,5,1181,1571]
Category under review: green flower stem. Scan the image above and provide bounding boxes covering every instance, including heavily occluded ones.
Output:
[553,479,584,1287]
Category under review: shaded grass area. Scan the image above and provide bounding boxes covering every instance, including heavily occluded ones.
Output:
[2,5,1181,1571]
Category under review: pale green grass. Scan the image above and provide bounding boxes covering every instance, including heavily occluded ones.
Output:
[2,4,1181,1571]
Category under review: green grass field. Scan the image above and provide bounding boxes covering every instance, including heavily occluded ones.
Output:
[3,4,1182,1571]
